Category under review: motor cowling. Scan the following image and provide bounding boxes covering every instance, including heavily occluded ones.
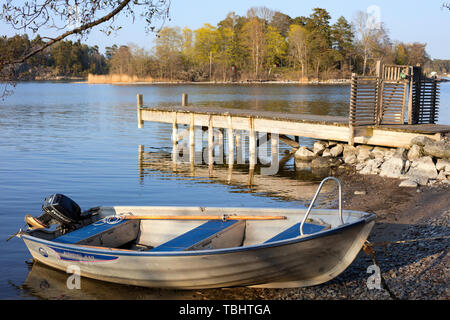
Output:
[42,194,82,226]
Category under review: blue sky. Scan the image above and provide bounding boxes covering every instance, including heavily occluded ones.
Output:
[2,0,450,59]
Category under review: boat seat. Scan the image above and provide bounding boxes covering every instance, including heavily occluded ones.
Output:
[151,220,242,252]
[264,222,327,243]
[53,219,139,247]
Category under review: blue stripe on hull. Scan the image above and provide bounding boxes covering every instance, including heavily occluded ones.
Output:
[48,246,118,262]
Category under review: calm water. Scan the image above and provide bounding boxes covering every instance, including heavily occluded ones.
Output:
[0,82,448,299]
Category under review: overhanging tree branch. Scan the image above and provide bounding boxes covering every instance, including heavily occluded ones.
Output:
[1,0,133,67]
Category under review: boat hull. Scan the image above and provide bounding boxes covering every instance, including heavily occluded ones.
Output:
[22,215,375,289]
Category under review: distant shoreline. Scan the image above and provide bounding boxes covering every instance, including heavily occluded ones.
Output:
[92,80,351,85]
[16,78,352,85]
[14,77,450,85]
[83,73,352,85]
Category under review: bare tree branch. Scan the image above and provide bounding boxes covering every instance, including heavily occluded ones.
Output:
[1,0,131,66]
[0,0,170,98]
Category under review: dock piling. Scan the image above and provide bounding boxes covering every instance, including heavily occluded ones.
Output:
[208,115,214,175]
[182,93,188,107]
[137,94,144,128]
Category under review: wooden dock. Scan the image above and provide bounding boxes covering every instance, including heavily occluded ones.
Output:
[137,104,449,148]
[137,62,448,160]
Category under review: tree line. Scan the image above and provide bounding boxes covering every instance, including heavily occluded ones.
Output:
[0,34,108,79]
[1,7,448,82]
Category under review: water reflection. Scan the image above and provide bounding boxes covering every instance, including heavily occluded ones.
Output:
[22,262,201,300]
[194,99,348,116]
[138,145,337,203]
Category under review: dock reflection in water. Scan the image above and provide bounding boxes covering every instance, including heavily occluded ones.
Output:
[138,143,337,203]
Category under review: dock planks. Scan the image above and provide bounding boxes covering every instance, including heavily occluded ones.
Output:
[138,105,449,148]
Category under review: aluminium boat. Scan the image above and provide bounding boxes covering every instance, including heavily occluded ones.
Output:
[18,177,375,289]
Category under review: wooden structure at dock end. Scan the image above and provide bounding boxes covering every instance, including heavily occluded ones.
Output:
[348,62,442,145]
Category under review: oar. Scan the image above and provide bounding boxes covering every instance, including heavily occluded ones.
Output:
[121,214,286,221]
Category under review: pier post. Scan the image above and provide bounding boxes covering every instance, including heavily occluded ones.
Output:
[348,124,355,146]
[227,119,234,183]
[249,118,256,168]
[260,132,278,176]
[271,134,278,167]
[235,130,243,164]
[137,94,144,128]
[189,113,195,166]
[172,113,178,166]
[208,115,214,175]
[217,129,224,164]
[227,115,234,165]
[407,66,414,124]
[182,93,188,107]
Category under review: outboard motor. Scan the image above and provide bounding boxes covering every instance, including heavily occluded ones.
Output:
[42,194,83,226]
[25,194,86,231]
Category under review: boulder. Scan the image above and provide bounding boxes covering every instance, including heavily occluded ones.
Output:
[359,159,383,175]
[436,158,450,172]
[343,145,357,158]
[330,144,344,157]
[371,147,388,160]
[405,156,438,185]
[407,144,423,161]
[355,162,366,171]
[357,147,371,162]
[383,149,396,160]
[393,148,407,160]
[313,141,328,155]
[409,175,429,186]
[322,148,332,157]
[410,136,432,147]
[356,145,373,154]
[437,170,449,181]
[294,146,316,161]
[410,136,450,159]
[327,141,338,148]
[379,156,405,178]
[343,153,357,164]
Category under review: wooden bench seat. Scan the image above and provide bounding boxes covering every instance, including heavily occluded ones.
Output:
[264,222,327,243]
[150,220,243,252]
[53,219,139,247]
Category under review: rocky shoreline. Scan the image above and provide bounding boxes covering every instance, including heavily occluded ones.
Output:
[294,136,450,188]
